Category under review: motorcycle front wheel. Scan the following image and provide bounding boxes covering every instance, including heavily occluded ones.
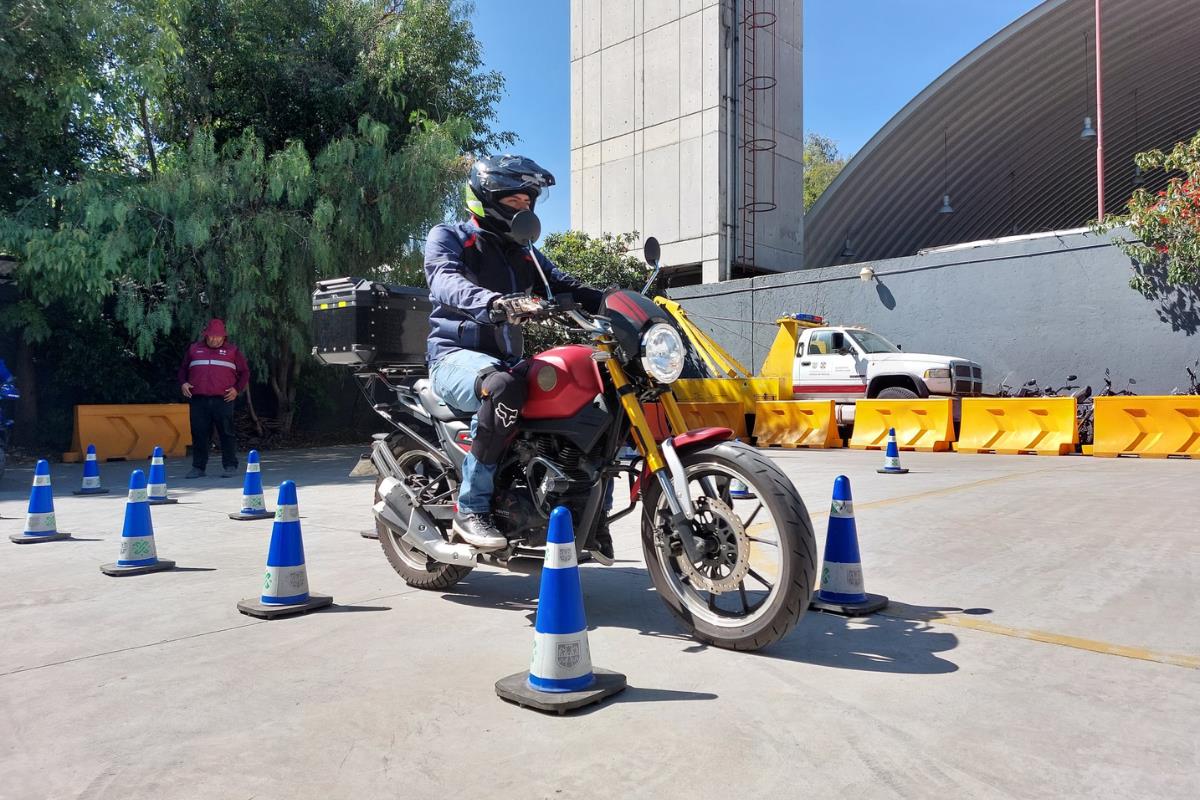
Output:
[640,440,817,651]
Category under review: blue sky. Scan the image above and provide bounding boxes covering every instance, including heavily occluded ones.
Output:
[470,0,1044,235]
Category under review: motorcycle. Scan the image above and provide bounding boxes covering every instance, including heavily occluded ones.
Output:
[326,212,817,651]
[0,358,17,481]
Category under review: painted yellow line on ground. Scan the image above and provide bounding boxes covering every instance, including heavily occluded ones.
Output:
[881,602,1200,670]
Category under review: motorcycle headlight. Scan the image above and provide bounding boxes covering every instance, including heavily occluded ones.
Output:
[640,323,685,384]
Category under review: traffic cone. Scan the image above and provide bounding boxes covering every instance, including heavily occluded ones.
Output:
[73,444,110,495]
[877,428,909,474]
[495,506,626,713]
[100,470,176,575]
[728,478,756,500]
[10,460,71,543]
[228,449,273,520]
[146,446,178,504]
[237,481,332,619]
[810,476,888,616]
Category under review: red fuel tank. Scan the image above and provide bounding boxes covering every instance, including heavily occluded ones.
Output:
[523,345,604,420]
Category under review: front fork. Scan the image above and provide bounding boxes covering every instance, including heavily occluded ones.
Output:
[602,347,707,563]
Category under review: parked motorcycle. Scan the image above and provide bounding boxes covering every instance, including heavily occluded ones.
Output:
[1171,360,1199,395]
[315,213,817,651]
[0,358,17,480]
[1078,369,1137,445]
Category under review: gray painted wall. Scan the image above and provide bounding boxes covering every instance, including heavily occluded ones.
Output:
[667,229,1200,395]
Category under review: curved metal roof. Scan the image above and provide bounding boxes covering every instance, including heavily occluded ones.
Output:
[803,0,1200,268]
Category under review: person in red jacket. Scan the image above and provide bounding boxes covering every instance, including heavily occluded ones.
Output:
[178,319,250,478]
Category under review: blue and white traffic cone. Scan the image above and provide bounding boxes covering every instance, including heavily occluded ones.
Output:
[237,481,332,618]
[728,478,756,500]
[229,449,273,520]
[877,428,909,474]
[810,476,888,616]
[495,506,626,713]
[73,444,110,495]
[101,469,176,575]
[10,460,71,543]
[146,446,177,504]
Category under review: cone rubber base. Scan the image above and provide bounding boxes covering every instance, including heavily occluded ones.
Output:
[237,592,333,619]
[495,668,627,715]
[229,510,273,521]
[360,529,379,540]
[101,558,176,576]
[810,592,889,616]
[10,531,72,544]
[73,488,110,496]
[877,467,909,474]
[148,498,178,505]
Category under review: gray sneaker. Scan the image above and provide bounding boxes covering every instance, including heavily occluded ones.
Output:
[185,468,205,479]
[452,512,507,550]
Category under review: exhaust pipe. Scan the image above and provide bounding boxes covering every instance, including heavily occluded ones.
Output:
[374,477,477,567]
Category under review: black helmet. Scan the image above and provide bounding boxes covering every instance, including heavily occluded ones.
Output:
[465,154,555,234]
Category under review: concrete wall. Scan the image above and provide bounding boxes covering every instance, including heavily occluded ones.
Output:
[668,229,1200,395]
[570,1,804,283]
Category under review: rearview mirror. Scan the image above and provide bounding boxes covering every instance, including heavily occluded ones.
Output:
[830,332,846,353]
[508,210,541,247]
[1067,374,1078,382]
[643,236,661,265]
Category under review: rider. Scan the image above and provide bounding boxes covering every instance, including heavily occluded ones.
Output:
[424,154,611,556]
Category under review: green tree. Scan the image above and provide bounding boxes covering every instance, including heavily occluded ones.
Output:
[1,0,504,434]
[803,133,846,212]
[1095,129,1200,295]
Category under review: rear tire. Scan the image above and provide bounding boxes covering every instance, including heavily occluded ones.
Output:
[375,439,472,590]
[640,441,816,651]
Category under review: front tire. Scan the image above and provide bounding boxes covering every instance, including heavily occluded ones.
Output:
[640,441,817,651]
[877,385,919,399]
[375,440,472,590]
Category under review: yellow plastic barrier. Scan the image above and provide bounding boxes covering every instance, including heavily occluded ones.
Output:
[1092,396,1200,458]
[62,404,192,462]
[672,378,783,414]
[752,400,842,448]
[956,398,1078,455]
[675,402,748,439]
[848,399,955,452]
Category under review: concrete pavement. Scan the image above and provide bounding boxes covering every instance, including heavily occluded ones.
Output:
[0,446,1196,799]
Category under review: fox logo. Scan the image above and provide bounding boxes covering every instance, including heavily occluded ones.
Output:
[494,402,519,428]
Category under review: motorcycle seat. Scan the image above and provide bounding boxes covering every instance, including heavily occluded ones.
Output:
[415,379,473,422]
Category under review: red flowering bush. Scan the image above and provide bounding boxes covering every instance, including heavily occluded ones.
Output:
[1097,129,1200,295]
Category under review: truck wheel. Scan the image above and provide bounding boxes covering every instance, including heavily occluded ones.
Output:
[877,386,918,399]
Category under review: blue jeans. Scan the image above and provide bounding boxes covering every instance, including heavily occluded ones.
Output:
[430,349,503,515]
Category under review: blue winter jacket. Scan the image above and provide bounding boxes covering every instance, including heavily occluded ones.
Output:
[423,220,605,365]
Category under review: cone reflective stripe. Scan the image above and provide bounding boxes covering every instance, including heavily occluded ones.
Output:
[261,482,311,605]
[528,506,595,693]
[811,475,888,615]
[24,460,57,535]
[118,471,159,566]
[147,446,168,500]
[878,428,909,474]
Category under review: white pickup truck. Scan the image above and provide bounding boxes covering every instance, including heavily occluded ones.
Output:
[763,316,983,406]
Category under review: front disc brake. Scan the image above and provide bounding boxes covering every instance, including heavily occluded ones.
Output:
[673,495,750,594]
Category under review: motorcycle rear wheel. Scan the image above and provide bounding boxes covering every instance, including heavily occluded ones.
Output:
[640,441,817,651]
[376,441,473,590]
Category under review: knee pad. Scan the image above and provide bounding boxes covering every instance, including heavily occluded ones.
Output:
[471,368,528,465]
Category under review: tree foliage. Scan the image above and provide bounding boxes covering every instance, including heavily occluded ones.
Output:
[1096,129,1200,295]
[0,0,505,433]
[803,133,846,212]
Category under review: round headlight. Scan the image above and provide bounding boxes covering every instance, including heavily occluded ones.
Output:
[640,322,685,383]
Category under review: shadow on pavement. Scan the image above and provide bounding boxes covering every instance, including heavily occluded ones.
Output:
[326,604,392,613]
[441,569,965,675]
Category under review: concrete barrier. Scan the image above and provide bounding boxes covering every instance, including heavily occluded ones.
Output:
[848,399,955,452]
[957,398,1078,455]
[1092,396,1200,458]
[62,404,191,463]
[675,402,748,439]
[752,400,842,448]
